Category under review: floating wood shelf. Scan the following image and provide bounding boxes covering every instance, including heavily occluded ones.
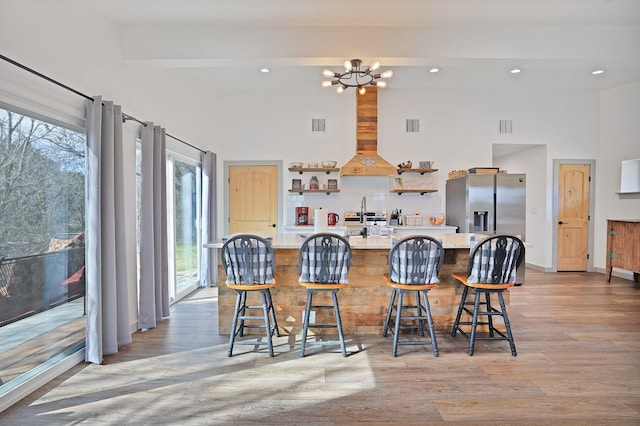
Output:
[396,168,438,175]
[288,189,340,195]
[391,189,438,195]
[288,167,340,175]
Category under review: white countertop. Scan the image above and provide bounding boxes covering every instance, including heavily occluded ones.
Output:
[390,225,458,232]
[282,225,348,232]
[283,224,457,231]
[204,232,484,250]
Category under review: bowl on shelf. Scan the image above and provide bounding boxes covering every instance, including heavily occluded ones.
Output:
[290,162,303,168]
[429,214,446,226]
[307,162,319,168]
[322,160,337,168]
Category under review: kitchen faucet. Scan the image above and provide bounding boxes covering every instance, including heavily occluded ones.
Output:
[360,196,367,238]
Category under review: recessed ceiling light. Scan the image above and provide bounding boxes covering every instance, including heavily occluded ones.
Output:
[429,67,440,73]
[510,68,522,74]
[592,69,605,75]
[260,68,271,73]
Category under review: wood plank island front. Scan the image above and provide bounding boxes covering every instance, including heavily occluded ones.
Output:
[206,233,508,335]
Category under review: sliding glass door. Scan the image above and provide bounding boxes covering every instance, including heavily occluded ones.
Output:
[0,106,86,390]
[166,155,202,302]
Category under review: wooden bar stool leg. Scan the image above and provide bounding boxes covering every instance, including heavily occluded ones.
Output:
[485,292,495,337]
[392,291,404,357]
[469,290,482,356]
[452,286,469,337]
[238,291,247,337]
[266,289,280,337]
[300,291,313,357]
[332,290,347,357]
[382,288,397,337]
[422,290,439,357]
[415,291,426,336]
[228,291,243,357]
[498,292,517,356]
[261,290,274,357]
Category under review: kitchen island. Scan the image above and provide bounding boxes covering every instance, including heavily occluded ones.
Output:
[205,233,503,335]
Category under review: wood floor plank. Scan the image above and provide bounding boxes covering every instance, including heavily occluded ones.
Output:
[2,269,639,424]
[434,397,639,422]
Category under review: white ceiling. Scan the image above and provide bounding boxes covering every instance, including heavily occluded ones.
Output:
[82,0,640,92]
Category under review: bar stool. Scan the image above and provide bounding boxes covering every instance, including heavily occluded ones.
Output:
[297,233,352,357]
[221,234,280,357]
[451,234,525,356]
[382,235,444,357]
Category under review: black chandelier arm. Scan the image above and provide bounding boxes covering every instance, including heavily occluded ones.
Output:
[323,58,391,91]
[336,71,376,88]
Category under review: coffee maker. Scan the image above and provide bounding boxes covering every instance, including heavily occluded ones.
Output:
[296,207,309,225]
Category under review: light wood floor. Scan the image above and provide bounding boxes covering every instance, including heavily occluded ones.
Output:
[2,269,639,425]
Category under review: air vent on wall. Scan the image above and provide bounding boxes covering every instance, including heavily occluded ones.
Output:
[311,118,326,132]
[405,119,420,133]
[498,120,513,134]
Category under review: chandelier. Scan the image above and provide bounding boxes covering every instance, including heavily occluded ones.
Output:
[322,59,393,94]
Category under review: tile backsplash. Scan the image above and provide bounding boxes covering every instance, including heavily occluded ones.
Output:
[286,175,443,225]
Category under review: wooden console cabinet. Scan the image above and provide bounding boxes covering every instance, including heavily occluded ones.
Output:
[606,219,640,282]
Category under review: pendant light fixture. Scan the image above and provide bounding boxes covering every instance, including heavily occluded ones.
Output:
[322,59,393,94]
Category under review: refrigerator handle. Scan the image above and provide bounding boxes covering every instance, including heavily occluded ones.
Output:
[493,191,497,233]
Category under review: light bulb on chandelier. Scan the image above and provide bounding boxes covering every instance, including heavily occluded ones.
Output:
[322,59,393,94]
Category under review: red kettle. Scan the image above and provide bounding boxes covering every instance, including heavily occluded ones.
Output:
[327,212,339,226]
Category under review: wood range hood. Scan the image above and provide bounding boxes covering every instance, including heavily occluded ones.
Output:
[340,87,397,176]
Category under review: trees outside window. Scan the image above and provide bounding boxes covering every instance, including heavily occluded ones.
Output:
[0,106,86,390]
[0,109,85,258]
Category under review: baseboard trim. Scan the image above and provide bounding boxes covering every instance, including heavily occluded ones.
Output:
[524,263,636,281]
[524,262,553,272]
[594,267,636,281]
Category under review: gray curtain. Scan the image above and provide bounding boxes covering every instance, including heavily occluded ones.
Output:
[200,151,217,287]
[139,123,170,329]
[84,97,132,363]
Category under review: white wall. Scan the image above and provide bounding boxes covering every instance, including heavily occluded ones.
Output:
[1,1,638,276]
[217,87,600,269]
[594,81,640,276]
[0,0,218,153]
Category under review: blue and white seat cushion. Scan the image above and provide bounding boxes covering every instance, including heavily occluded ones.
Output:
[299,239,350,284]
[223,241,275,285]
[389,241,441,284]
[467,239,518,284]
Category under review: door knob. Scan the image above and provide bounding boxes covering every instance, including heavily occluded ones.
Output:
[558,221,565,225]
[269,224,276,228]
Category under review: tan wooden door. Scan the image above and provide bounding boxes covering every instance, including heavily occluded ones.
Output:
[557,164,590,271]
[228,165,279,234]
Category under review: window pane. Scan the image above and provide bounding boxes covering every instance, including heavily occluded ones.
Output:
[0,108,85,387]
[174,160,200,297]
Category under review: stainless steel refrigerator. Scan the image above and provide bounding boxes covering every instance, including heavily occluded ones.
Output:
[446,173,526,241]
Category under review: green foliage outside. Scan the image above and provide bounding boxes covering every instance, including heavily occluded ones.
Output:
[175,244,198,271]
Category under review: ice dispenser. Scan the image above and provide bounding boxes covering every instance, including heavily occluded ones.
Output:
[473,211,488,232]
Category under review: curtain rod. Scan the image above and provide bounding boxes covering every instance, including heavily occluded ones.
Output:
[0,54,204,153]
